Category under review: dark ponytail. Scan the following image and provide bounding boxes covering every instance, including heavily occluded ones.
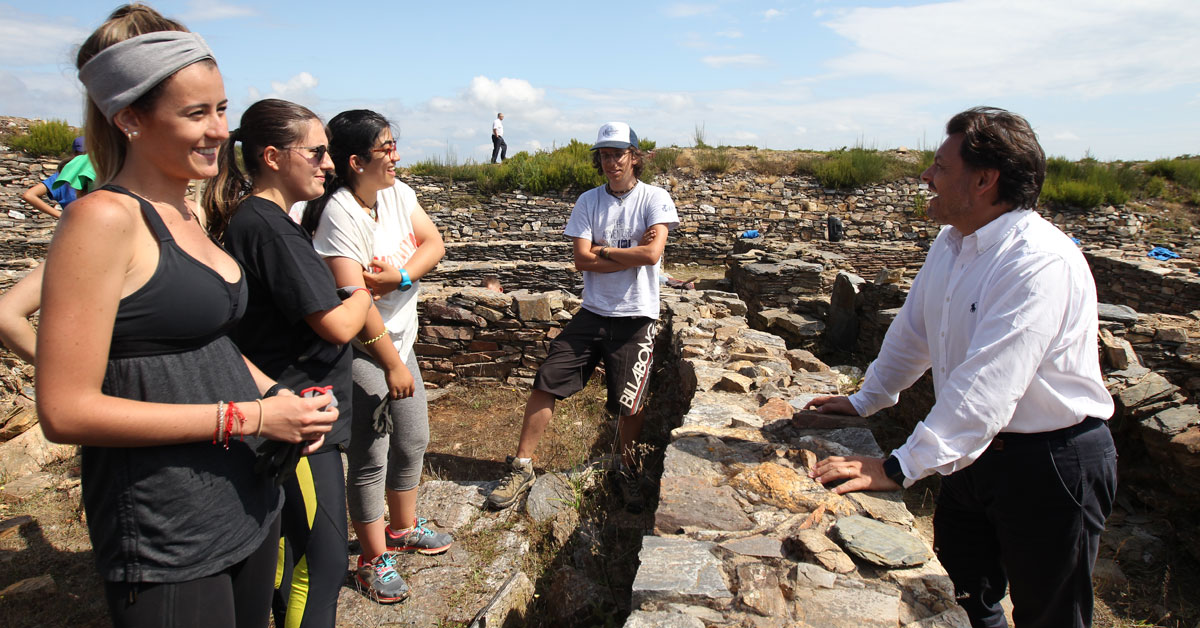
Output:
[202,98,320,239]
[301,109,391,236]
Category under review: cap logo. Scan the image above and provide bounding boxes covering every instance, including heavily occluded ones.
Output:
[603,127,620,137]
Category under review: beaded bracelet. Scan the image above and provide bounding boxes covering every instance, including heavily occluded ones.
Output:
[213,401,226,445]
[362,330,388,345]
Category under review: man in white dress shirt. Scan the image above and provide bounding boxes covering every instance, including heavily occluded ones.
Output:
[491,112,507,163]
[807,107,1117,628]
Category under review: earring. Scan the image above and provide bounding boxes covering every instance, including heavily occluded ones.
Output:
[357,168,364,173]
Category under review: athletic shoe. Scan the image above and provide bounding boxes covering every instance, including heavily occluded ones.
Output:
[487,455,535,509]
[354,551,410,604]
[386,517,454,555]
[611,466,645,514]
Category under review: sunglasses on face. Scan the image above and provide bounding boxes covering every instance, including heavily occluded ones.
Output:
[286,145,330,161]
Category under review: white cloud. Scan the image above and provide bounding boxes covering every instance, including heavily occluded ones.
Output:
[716,30,743,38]
[702,54,768,68]
[655,94,695,111]
[763,8,783,20]
[1054,131,1080,141]
[664,3,717,17]
[0,69,84,124]
[177,0,256,22]
[466,76,545,110]
[822,0,1200,99]
[0,8,88,68]
[795,126,808,135]
[264,72,318,100]
[730,130,759,142]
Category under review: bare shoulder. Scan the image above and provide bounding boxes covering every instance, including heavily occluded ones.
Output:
[56,189,141,235]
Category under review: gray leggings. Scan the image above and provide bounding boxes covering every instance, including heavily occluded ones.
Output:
[346,349,429,524]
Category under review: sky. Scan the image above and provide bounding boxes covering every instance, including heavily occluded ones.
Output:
[1,0,1197,165]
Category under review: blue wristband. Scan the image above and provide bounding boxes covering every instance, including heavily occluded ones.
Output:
[399,268,412,292]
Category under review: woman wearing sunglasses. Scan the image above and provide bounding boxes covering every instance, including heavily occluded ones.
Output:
[301,110,448,605]
[36,6,337,627]
[204,98,414,621]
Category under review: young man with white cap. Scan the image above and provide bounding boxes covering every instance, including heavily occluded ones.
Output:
[487,122,679,512]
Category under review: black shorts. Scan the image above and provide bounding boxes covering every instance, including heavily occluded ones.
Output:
[533,308,657,416]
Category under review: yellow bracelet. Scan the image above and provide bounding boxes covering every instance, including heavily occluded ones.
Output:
[362,330,389,345]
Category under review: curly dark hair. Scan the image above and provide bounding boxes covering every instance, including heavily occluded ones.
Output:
[946,107,1046,209]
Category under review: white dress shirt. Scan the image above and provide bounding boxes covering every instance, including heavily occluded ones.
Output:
[849,209,1114,485]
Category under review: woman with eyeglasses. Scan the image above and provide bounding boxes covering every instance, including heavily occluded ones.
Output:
[300,110,448,605]
[204,98,413,621]
[36,6,337,628]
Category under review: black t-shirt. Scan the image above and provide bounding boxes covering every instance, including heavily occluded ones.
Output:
[223,195,352,449]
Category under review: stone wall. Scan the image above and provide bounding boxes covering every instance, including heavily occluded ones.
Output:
[624,291,969,627]
[1085,248,1200,316]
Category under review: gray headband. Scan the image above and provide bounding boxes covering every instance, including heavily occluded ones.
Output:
[78,31,216,122]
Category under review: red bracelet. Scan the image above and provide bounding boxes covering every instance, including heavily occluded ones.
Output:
[353,287,371,298]
[223,402,247,448]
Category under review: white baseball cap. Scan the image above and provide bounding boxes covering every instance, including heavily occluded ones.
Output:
[592,122,639,150]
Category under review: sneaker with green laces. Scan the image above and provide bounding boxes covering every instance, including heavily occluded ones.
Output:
[354,551,410,604]
[487,455,535,509]
[386,517,453,554]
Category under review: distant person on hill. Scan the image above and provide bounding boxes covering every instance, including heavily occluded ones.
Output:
[20,137,86,218]
[487,121,679,513]
[480,275,503,292]
[806,107,1116,628]
[490,112,507,164]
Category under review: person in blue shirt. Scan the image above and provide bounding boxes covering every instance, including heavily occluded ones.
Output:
[21,157,79,219]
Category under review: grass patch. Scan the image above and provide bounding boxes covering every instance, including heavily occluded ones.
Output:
[695,147,733,174]
[1041,157,1142,208]
[6,120,77,156]
[795,147,926,189]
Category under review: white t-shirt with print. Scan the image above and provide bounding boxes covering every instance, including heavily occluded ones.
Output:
[311,181,423,360]
[564,181,679,319]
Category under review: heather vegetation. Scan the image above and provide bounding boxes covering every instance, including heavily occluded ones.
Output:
[4,119,77,156]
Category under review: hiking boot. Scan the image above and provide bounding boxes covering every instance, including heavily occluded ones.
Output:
[611,465,645,514]
[386,517,453,555]
[354,551,410,604]
[487,455,535,509]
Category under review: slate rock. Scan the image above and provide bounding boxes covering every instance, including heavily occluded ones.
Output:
[525,472,575,522]
[632,536,732,606]
[792,575,901,627]
[831,515,932,567]
[624,611,706,628]
[415,480,489,530]
[656,476,755,534]
[718,535,784,558]
[1117,372,1178,409]
[784,529,856,573]
[1098,303,1139,325]
[736,562,788,617]
[730,462,857,516]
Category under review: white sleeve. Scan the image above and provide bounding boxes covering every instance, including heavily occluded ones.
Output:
[893,251,1073,482]
[645,188,680,231]
[311,197,370,268]
[564,195,593,241]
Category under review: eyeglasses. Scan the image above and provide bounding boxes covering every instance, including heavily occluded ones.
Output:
[371,140,399,156]
[598,149,630,163]
[286,145,330,161]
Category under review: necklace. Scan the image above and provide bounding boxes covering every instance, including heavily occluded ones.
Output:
[350,188,378,221]
[606,182,637,204]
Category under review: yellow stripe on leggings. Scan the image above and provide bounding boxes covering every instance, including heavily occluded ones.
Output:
[274,537,286,589]
[284,457,318,628]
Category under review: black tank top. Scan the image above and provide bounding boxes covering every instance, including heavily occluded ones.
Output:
[102,185,247,358]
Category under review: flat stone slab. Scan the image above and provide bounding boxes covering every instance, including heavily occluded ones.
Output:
[0,470,55,503]
[632,536,732,606]
[847,491,915,528]
[656,476,754,534]
[832,515,932,567]
[414,480,489,531]
[1098,303,1139,324]
[718,535,784,558]
[824,427,885,457]
[526,472,574,522]
[793,576,902,628]
[624,610,706,628]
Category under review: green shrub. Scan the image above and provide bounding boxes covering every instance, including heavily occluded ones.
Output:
[911,193,927,219]
[1146,157,1200,190]
[693,123,709,149]
[792,148,924,189]
[644,147,680,178]
[1041,156,1136,208]
[8,119,76,156]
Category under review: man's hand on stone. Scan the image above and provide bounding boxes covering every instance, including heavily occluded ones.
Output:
[804,395,859,416]
[810,455,899,494]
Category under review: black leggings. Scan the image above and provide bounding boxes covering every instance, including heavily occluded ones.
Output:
[103,515,281,628]
[272,449,348,628]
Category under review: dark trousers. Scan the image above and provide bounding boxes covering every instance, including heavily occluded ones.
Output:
[933,417,1117,628]
[491,135,507,163]
[273,449,348,628]
[104,516,281,628]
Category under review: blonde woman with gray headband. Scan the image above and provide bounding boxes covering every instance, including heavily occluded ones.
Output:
[34,6,336,628]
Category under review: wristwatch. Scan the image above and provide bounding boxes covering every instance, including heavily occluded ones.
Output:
[398,268,413,292]
[882,455,906,488]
